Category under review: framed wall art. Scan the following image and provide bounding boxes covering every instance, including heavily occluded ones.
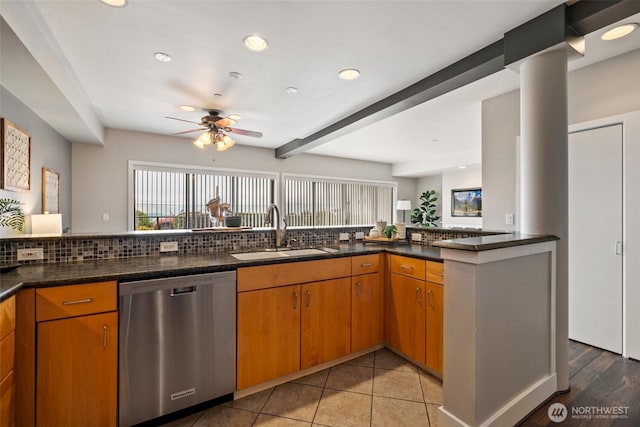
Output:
[42,167,60,214]
[1,118,31,191]
[451,187,482,217]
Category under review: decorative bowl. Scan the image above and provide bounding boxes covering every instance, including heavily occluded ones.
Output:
[225,216,242,227]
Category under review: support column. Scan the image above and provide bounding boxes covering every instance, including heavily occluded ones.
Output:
[519,49,569,392]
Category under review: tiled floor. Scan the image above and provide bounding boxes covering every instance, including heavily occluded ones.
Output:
[163,348,443,427]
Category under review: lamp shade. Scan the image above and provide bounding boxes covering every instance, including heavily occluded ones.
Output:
[31,213,62,235]
[397,200,412,210]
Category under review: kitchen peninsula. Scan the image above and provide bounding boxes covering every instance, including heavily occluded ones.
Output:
[0,227,557,427]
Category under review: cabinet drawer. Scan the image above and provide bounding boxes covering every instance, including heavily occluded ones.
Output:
[0,332,14,381]
[352,254,381,275]
[238,258,351,292]
[389,255,425,280]
[0,296,15,341]
[36,281,117,322]
[426,261,444,285]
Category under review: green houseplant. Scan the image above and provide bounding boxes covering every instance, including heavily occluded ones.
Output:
[0,198,25,232]
[410,190,440,227]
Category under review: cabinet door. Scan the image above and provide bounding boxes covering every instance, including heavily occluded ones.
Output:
[425,282,444,375]
[388,274,425,364]
[237,285,301,389]
[36,311,117,427]
[352,273,384,352]
[301,278,351,369]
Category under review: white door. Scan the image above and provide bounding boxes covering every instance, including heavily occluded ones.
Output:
[568,124,623,354]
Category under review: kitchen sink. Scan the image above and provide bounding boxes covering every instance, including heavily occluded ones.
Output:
[231,248,329,260]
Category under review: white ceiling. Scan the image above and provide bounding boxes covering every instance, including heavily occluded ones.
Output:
[1,1,638,176]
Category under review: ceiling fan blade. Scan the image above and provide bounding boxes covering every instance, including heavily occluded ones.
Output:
[165,116,202,125]
[226,127,263,138]
[171,127,206,136]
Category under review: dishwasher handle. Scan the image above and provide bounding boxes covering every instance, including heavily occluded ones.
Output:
[171,286,197,296]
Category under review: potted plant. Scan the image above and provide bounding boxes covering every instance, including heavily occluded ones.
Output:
[410,190,440,227]
[0,198,25,232]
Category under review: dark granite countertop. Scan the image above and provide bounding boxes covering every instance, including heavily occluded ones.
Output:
[432,233,558,251]
[0,243,441,301]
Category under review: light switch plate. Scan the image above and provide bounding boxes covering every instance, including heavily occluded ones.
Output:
[17,248,44,261]
[339,233,350,241]
[411,233,422,242]
[160,241,179,252]
[102,213,110,221]
[505,214,514,225]
[355,232,364,240]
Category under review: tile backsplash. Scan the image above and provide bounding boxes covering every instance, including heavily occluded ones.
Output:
[0,226,497,265]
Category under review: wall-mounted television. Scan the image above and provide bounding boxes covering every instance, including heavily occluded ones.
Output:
[451,188,482,217]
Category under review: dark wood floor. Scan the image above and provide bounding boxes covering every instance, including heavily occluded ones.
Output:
[520,340,640,426]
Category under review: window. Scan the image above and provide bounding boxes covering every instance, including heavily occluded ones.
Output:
[129,162,276,230]
[283,174,395,227]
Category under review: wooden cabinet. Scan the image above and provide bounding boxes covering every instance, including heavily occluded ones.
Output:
[388,274,426,364]
[237,285,301,390]
[425,281,444,375]
[387,256,445,374]
[1,296,16,427]
[301,278,351,369]
[237,258,352,389]
[36,312,117,426]
[352,254,384,353]
[14,281,118,427]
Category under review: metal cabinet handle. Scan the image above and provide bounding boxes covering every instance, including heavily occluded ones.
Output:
[355,282,361,296]
[62,298,94,306]
[400,265,414,271]
[306,290,312,307]
[103,324,108,348]
[427,289,434,307]
[360,262,373,267]
[293,292,298,310]
[416,287,422,303]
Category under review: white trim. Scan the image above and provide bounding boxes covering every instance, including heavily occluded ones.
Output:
[129,160,278,180]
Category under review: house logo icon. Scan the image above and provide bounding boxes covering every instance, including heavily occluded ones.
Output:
[548,402,568,423]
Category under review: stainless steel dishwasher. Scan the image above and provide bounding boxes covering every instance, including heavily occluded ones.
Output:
[119,271,236,426]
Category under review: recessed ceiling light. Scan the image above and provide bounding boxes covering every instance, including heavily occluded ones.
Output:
[243,35,268,52]
[228,114,242,121]
[338,68,360,80]
[179,105,195,112]
[214,93,223,97]
[601,23,638,40]
[458,165,467,169]
[100,0,127,7]
[154,52,172,62]
[286,87,299,94]
[229,71,243,80]
[431,139,439,143]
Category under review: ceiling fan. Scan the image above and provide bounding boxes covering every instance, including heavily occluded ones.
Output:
[165,110,263,152]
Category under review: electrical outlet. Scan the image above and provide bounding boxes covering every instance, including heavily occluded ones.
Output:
[17,248,44,261]
[505,214,514,225]
[339,233,350,241]
[355,232,364,240]
[411,233,422,242]
[160,241,179,252]
[102,213,110,221]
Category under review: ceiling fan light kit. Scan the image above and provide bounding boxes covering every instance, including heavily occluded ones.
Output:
[168,110,261,153]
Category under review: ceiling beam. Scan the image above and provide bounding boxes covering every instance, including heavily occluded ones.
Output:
[275,0,639,159]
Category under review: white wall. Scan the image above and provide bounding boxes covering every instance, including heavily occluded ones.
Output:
[72,128,415,232]
[482,50,640,231]
[441,167,482,228]
[0,85,72,236]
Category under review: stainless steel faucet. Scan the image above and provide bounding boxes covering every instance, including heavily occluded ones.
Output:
[265,203,287,248]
